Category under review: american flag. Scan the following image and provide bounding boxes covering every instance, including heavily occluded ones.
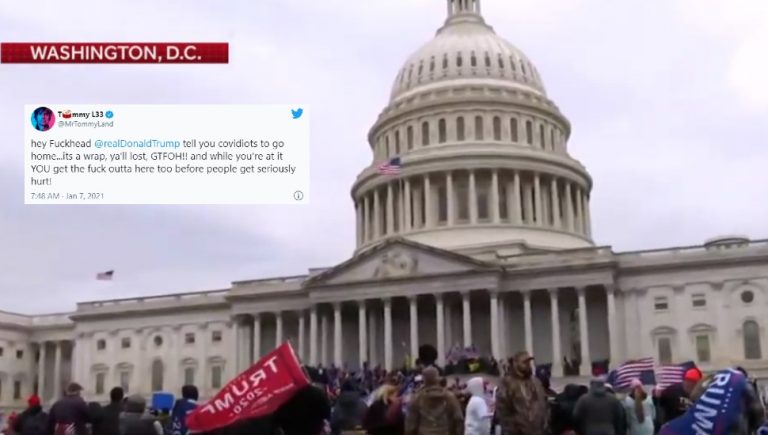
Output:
[606,357,655,390]
[96,270,114,281]
[377,157,401,175]
[656,360,696,391]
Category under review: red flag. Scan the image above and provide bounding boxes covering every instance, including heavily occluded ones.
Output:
[186,342,308,433]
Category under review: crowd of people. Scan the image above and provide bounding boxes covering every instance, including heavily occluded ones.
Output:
[2,346,768,435]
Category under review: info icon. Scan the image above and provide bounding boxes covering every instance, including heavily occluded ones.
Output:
[31,107,55,132]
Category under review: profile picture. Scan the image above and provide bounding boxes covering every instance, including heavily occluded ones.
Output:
[31,107,55,132]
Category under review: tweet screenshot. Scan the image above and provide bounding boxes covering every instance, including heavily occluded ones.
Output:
[3,0,768,430]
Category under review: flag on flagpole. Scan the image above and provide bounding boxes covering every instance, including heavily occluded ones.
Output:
[605,357,655,390]
[377,157,401,175]
[655,360,696,391]
[96,270,114,281]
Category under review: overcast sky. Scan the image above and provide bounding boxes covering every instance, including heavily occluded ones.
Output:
[1,0,766,315]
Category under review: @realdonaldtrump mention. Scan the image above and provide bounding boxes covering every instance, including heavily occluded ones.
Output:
[24,104,310,205]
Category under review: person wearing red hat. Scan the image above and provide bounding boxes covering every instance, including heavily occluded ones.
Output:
[12,395,47,435]
[658,367,703,425]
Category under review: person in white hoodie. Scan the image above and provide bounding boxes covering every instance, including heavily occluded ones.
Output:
[465,377,493,435]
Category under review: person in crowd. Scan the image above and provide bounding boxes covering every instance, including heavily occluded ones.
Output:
[118,395,163,435]
[549,384,588,435]
[329,379,368,434]
[99,388,124,435]
[86,403,103,435]
[48,383,90,435]
[464,377,492,435]
[363,384,405,435]
[4,412,19,435]
[623,379,654,435]
[13,395,47,435]
[495,351,549,435]
[573,379,625,435]
[658,367,702,425]
[168,385,198,435]
[404,366,463,435]
[273,383,333,435]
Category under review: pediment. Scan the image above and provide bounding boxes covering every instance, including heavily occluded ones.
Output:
[305,238,496,287]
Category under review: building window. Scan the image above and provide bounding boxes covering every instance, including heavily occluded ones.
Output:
[654,296,669,311]
[421,122,430,146]
[437,185,447,223]
[456,117,465,141]
[406,126,414,150]
[394,130,401,154]
[743,320,762,360]
[499,183,508,220]
[510,118,519,142]
[185,333,195,344]
[95,372,106,395]
[658,337,673,365]
[551,129,556,150]
[0,347,4,357]
[470,51,477,67]
[121,338,131,349]
[539,124,546,148]
[474,116,484,140]
[456,183,469,222]
[13,381,21,400]
[741,290,755,304]
[212,331,223,343]
[151,360,164,392]
[385,135,390,157]
[525,120,533,145]
[695,335,711,363]
[211,366,223,389]
[16,350,23,359]
[120,371,130,393]
[691,294,706,308]
[184,367,195,386]
[477,189,489,221]
[154,336,163,347]
[493,116,502,141]
[96,340,106,351]
[438,119,447,143]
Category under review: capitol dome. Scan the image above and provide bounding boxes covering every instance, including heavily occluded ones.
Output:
[351,0,594,254]
[390,2,546,102]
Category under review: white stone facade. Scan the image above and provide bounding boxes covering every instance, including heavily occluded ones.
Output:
[2,0,767,413]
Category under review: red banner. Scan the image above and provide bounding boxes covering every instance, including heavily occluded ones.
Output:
[0,43,228,64]
[186,342,308,433]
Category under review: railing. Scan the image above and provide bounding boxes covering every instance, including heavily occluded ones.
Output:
[30,313,74,326]
[77,289,229,310]
[0,310,32,325]
[232,274,307,286]
[618,238,768,259]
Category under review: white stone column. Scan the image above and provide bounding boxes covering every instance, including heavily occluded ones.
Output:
[446,172,455,225]
[565,182,574,232]
[523,291,533,355]
[491,170,501,223]
[577,287,591,375]
[404,179,412,231]
[53,341,62,399]
[233,321,242,373]
[386,183,394,235]
[533,173,543,226]
[383,298,393,371]
[363,196,371,242]
[358,301,367,368]
[499,296,507,358]
[435,294,446,366]
[253,315,262,361]
[583,192,592,237]
[551,177,561,229]
[606,286,619,366]
[355,203,362,246]
[309,306,318,365]
[489,291,500,359]
[424,175,433,228]
[512,171,523,224]
[549,289,563,377]
[409,297,419,362]
[333,303,343,367]
[462,292,472,347]
[321,311,329,366]
[373,189,381,238]
[523,181,534,225]
[37,342,46,399]
[368,308,378,365]
[297,311,305,362]
[469,171,478,223]
[575,186,584,234]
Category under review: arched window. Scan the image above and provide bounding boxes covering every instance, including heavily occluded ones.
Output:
[484,53,491,68]
[470,51,477,67]
[429,56,435,73]
[442,54,448,70]
[456,52,463,67]
[510,118,519,142]
[456,117,465,141]
[438,119,447,144]
[151,360,164,392]
[474,116,484,141]
[406,126,414,150]
[421,122,430,146]
[395,130,401,155]
[525,120,533,145]
[493,117,502,141]
[744,320,762,360]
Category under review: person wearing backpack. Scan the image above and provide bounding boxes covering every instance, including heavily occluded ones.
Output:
[404,366,463,435]
[13,395,47,435]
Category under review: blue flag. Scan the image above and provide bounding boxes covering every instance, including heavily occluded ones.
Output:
[659,369,747,435]
[168,398,197,435]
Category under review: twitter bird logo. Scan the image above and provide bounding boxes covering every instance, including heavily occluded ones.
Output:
[291,108,304,119]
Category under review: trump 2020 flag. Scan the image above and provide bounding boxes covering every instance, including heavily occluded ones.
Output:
[186,342,308,433]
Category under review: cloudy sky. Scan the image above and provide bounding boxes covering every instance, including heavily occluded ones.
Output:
[1,0,766,314]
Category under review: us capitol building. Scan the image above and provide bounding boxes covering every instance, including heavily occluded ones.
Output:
[2,0,767,410]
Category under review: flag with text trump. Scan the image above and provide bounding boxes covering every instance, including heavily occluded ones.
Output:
[186,342,309,433]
